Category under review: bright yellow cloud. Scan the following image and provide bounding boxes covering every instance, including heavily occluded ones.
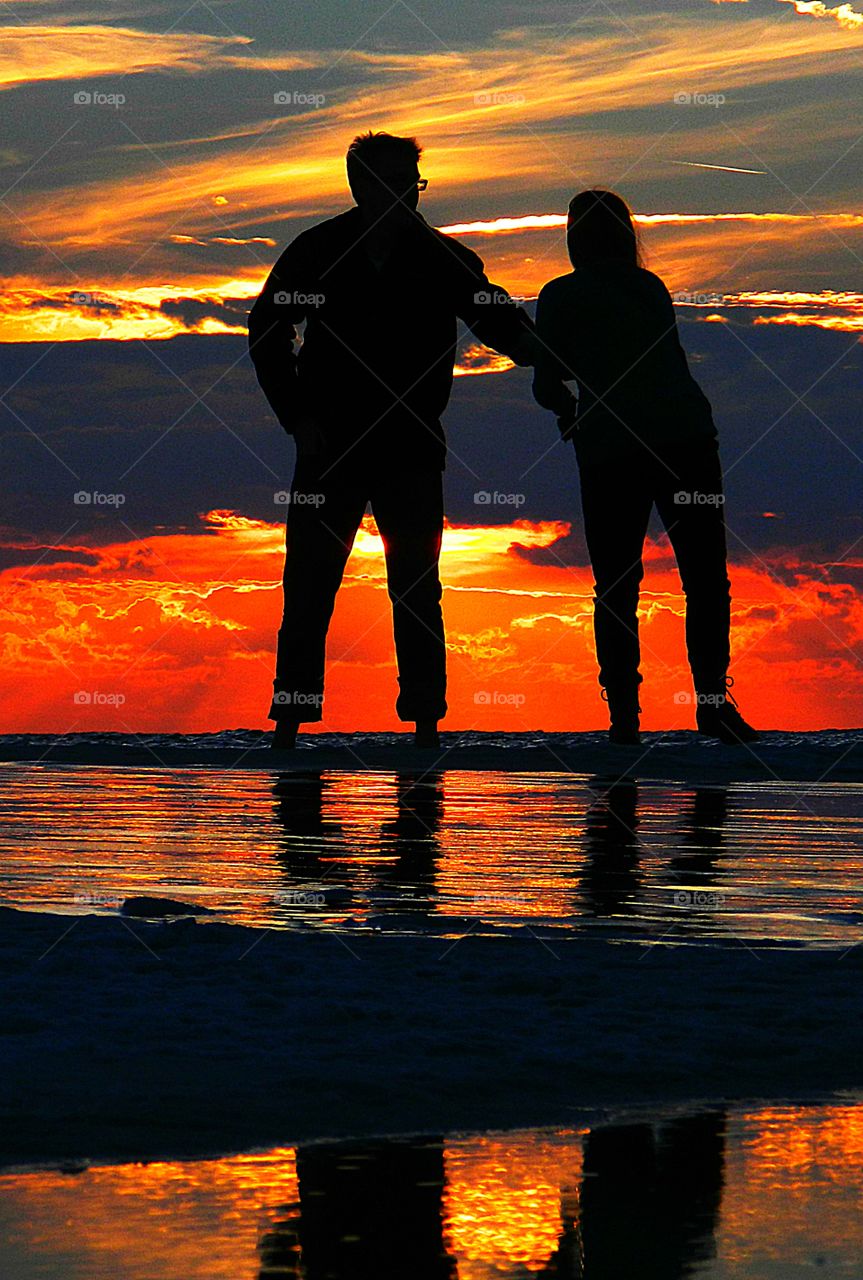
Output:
[778,0,863,29]
[6,15,860,261]
[0,25,264,90]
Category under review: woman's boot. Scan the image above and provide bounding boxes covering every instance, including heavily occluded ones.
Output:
[695,677,759,744]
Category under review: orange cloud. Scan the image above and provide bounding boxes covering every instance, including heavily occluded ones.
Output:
[443,212,863,237]
[777,0,863,29]
[168,235,278,248]
[713,0,863,22]
[0,513,859,733]
[3,224,861,342]
[0,279,260,341]
[4,13,860,277]
[753,310,863,331]
[453,344,516,377]
[433,214,863,299]
[686,288,863,332]
[0,25,268,90]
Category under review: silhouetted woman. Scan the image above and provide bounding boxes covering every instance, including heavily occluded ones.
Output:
[533,188,758,746]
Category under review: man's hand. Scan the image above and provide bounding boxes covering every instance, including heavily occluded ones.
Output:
[507,329,543,367]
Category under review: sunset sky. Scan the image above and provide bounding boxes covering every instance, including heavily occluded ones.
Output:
[1,0,861,732]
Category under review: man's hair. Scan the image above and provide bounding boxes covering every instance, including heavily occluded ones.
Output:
[346,131,422,193]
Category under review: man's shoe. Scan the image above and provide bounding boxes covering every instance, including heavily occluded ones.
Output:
[272,720,299,750]
[696,683,759,744]
[602,684,641,746]
[608,719,641,746]
[414,719,440,749]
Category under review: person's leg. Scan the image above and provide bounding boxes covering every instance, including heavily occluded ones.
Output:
[370,466,447,747]
[579,453,653,741]
[271,459,368,744]
[654,441,730,694]
[654,441,757,742]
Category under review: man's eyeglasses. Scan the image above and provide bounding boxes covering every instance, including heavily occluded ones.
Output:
[374,175,429,194]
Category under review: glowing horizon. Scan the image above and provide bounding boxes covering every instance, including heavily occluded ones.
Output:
[1,511,859,733]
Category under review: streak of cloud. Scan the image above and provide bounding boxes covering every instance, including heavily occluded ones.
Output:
[669,160,767,174]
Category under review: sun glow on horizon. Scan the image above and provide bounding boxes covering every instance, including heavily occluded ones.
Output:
[0,511,859,733]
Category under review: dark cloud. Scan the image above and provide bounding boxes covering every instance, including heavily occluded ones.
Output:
[158,295,252,331]
[25,292,125,315]
[0,545,101,572]
[0,317,860,578]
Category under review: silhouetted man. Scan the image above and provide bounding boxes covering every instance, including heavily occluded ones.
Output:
[579,1110,726,1276]
[256,1135,457,1278]
[248,131,537,749]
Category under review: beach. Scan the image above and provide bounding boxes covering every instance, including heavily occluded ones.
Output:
[1,729,862,1168]
[2,730,863,1276]
[4,904,863,1171]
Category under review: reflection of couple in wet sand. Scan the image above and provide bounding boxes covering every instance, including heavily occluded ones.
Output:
[271,771,730,934]
[248,131,758,752]
[256,1115,726,1279]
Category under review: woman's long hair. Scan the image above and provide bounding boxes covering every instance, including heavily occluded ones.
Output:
[566,188,643,269]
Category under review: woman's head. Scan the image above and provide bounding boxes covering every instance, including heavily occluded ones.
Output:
[566,189,642,269]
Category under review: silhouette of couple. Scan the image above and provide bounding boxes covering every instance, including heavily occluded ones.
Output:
[248,131,758,750]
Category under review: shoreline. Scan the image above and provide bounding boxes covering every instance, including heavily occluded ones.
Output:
[1,730,862,781]
[2,1090,856,1178]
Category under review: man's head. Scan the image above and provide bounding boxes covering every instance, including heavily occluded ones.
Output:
[346,131,425,223]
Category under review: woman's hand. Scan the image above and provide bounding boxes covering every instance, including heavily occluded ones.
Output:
[556,400,578,442]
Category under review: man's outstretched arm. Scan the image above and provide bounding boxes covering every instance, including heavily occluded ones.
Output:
[449,240,540,366]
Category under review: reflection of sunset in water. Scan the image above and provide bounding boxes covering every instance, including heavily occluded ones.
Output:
[1,767,862,945]
[718,1104,863,1268]
[5,1106,863,1276]
[0,1149,299,1280]
[442,1131,584,1276]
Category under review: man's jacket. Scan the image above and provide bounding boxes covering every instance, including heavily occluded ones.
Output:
[248,206,534,469]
